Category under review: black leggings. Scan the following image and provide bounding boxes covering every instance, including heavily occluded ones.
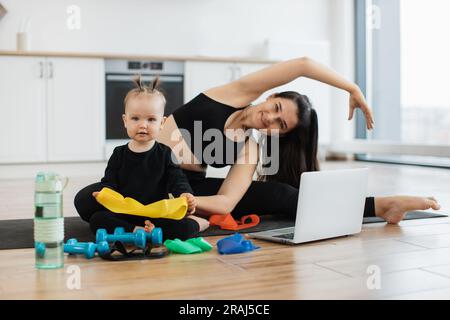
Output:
[74,183,199,241]
[183,170,376,219]
[74,173,376,240]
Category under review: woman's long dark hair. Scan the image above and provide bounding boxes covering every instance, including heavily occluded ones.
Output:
[258,92,320,188]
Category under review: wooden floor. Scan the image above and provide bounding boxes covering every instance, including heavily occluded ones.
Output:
[0,161,450,300]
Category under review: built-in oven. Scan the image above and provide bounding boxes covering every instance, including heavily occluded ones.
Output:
[105,59,184,140]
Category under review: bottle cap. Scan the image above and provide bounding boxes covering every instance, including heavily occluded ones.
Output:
[35,172,64,192]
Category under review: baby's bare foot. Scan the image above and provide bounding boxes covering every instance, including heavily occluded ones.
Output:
[375,196,441,224]
[144,220,155,233]
[132,220,155,234]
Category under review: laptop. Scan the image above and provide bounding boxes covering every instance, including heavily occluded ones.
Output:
[249,168,369,245]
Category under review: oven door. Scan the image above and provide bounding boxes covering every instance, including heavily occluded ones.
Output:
[105,74,184,140]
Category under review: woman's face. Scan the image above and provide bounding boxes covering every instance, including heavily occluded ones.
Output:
[249,96,299,136]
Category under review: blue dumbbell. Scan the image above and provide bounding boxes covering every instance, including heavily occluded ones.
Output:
[114,227,163,246]
[35,242,46,258]
[96,228,146,249]
[64,239,110,259]
[96,241,110,256]
[113,227,126,235]
[147,228,163,245]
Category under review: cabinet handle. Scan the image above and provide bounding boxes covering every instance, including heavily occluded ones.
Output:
[235,66,242,79]
[48,62,54,79]
[228,65,235,81]
[39,62,44,79]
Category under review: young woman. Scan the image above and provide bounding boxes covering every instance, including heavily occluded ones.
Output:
[75,57,441,232]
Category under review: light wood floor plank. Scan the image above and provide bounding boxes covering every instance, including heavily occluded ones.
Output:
[316,247,450,278]
[398,234,450,249]
[1,161,449,299]
[421,264,450,279]
[388,287,450,300]
[291,269,450,300]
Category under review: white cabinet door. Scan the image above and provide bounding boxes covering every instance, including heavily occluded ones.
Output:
[235,62,271,103]
[184,61,269,103]
[47,57,105,162]
[184,61,234,102]
[234,62,269,80]
[0,56,47,163]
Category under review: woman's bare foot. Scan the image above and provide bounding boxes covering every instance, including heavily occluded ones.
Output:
[375,196,441,224]
[188,215,210,232]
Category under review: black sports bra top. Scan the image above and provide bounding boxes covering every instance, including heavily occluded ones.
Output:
[172,93,249,168]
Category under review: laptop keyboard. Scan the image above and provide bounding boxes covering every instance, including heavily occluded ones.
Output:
[273,233,295,240]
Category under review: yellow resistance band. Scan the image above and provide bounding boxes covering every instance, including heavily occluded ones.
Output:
[96,187,188,220]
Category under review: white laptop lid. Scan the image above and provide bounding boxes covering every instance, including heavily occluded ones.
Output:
[292,168,369,243]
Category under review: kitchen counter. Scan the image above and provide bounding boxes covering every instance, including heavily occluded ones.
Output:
[0,50,277,64]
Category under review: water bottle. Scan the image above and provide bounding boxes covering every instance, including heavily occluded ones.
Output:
[34,172,67,269]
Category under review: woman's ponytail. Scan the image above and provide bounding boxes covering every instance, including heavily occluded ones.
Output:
[305,108,320,173]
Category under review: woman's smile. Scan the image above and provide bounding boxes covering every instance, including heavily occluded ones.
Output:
[260,111,270,128]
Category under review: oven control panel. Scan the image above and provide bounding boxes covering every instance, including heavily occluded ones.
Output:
[106,59,183,75]
[127,61,164,71]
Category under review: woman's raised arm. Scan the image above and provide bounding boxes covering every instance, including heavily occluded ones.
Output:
[206,56,374,129]
[241,57,358,96]
[205,57,311,107]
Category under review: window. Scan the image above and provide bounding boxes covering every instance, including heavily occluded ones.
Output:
[355,0,450,167]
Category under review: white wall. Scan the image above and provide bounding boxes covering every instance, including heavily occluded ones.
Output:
[0,0,356,143]
[0,0,330,57]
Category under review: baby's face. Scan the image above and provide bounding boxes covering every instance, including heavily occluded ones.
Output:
[122,95,166,143]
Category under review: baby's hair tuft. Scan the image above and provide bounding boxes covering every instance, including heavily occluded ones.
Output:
[124,74,166,110]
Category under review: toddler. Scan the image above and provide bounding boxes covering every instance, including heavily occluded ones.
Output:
[85,76,209,240]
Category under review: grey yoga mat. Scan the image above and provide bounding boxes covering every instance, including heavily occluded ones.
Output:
[0,211,447,250]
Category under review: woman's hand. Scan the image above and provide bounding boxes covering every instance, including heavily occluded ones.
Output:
[180,193,197,215]
[348,86,375,130]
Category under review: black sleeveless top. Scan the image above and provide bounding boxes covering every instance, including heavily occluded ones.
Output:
[172,93,249,168]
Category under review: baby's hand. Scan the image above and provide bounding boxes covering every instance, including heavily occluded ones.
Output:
[180,193,197,215]
[92,191,99,199]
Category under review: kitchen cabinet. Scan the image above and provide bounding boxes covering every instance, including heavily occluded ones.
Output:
[184,61,269,102]
[0,56,47,163]
[47,57,104,162]
[0,56,104,163]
